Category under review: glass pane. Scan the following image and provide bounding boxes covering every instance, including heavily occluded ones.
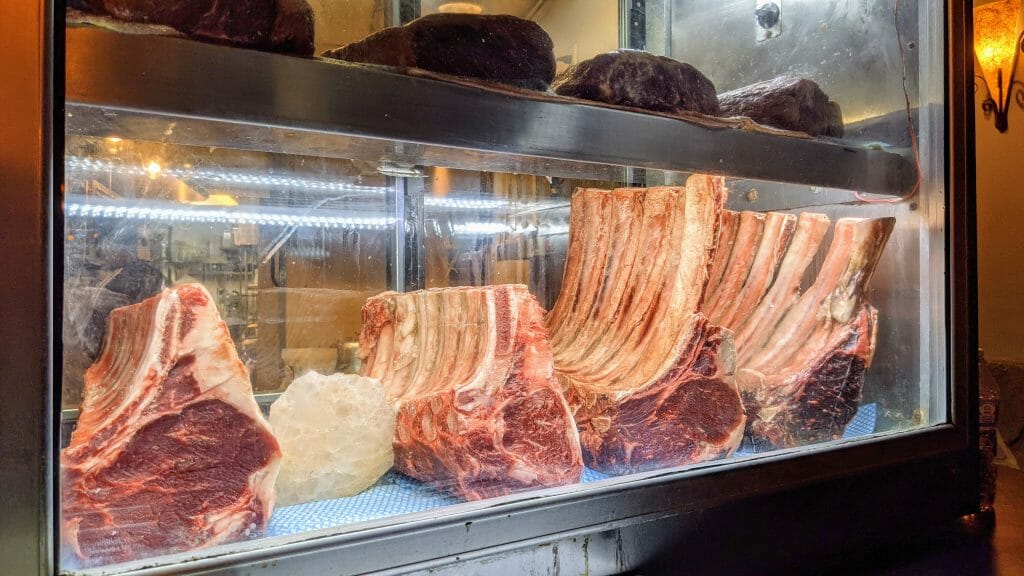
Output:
[61,139,391,406]
[59,0,946,571]
[664,0,947,430]
[309,0,618,72]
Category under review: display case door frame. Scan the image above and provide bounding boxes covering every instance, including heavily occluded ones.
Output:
[0,1,57,575]
[0,1,978,575]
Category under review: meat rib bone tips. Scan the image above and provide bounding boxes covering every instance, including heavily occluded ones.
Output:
[358,284,584,501]
[61,283,282,568]
[546,175,746,475]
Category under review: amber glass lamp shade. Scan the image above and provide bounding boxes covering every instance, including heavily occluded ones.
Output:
[975,0,1023,132]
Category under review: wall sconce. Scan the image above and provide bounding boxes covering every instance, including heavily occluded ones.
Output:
[975,0,1024,132]
[438,2,482,14]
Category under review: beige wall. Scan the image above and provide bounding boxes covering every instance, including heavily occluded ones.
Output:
[976,52,1024,362]
[308,0,385,53]
[535,0,618,73]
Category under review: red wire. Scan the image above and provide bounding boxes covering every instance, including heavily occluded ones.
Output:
[854,0,922,204]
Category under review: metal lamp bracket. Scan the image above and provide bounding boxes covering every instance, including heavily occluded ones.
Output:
[975,32,1024,133]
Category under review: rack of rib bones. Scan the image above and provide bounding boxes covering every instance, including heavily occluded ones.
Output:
[546,175,894,474]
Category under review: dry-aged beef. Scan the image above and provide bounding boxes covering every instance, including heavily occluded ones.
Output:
[729,212,831,359]
[703,212,894,448]
[703,211,797,330]
[737,217,894,448]
[552,50,720,116]
[358,285,583,500]
[323,14,556,90]
[68,0,314,55]
[547,176,745,475]
[61,284,281,568]
[718,76,844,137]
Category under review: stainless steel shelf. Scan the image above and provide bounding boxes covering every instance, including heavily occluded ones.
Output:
[66,27,915,195]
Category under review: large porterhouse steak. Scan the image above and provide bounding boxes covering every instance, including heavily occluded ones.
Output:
[358,284,583,501]
[61,283,281,568]
[546,176,745,475]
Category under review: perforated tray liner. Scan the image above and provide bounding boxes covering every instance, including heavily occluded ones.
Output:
[266,403,877,536]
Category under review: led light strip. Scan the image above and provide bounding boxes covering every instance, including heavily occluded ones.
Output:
[66,156,531,210]
[63,156,579,217]
[448,222,574,236]
[65,156,390,194]
[451,222,515,235]
[539,224,570,236]
[423,197,510,210]
[66,203,558,236]
[65,203,395,230]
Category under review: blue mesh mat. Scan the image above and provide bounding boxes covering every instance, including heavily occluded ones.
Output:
[266,403,877,537]
[843,402,877,438]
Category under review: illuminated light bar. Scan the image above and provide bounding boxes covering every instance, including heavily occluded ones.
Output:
[539,224,570,236]
[451,222,514,235]
[65,156,391,194]
[65,157,562,212]
[65,202,395,230]
[423,197,510,210]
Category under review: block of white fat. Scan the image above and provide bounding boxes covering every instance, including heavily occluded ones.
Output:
[269,371,396,506]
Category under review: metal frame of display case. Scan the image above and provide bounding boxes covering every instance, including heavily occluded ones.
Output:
[0,2,58,576]
[0,1,978,575]
[63,28,916,197]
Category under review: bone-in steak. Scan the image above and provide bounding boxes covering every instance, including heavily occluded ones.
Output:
[358,285,583,501]
[736,217,894,448]
[61,284,281,568]
[547,176,745,474]
[703,212,894,448]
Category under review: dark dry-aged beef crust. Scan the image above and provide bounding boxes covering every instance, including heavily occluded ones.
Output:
[323,13,556,91]
[68,0,314,55]
[718,76,844,137]
[742,331,869,451]
[552,50,720,116]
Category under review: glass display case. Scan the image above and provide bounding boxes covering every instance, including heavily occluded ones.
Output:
[1,1,977,574]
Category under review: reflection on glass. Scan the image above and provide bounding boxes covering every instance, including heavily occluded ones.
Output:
[59,0,945,571]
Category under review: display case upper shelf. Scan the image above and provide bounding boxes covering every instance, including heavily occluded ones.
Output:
[66,27,915,196]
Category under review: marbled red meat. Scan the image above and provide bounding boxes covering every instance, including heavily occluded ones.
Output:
[547,176,745,474]
[358,285,583,501]
[61,284,281,568]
